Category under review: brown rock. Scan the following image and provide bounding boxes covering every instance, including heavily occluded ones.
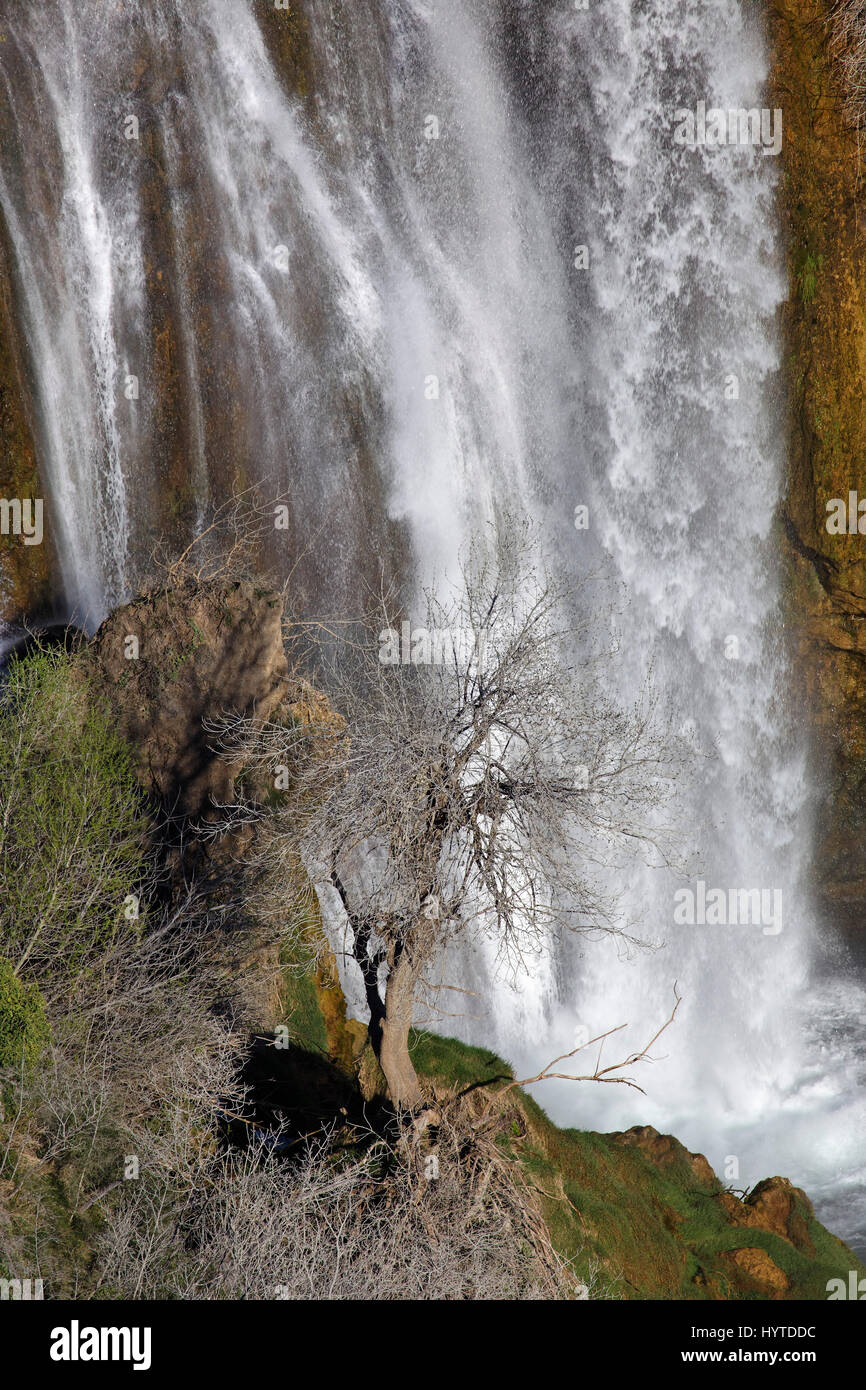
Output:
[613,1125,718,1187]
[746,1177,816,1254]
[769,1,866,934]
[729,1247,789,1295]
[719,1176,815,1255]
[85,580,290,814]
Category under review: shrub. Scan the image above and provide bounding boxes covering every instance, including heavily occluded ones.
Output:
[0,648,152,992]
[0,958,50,1070]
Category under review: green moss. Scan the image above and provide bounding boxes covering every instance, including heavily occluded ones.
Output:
[280,941,329,1056]
[277,879,357,1073]
[408,1029,513,1091]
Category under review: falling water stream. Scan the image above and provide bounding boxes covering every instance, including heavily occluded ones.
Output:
[0,0,863,1254]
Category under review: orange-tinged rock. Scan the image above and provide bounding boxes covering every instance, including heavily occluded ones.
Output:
[729,1247,789,1295]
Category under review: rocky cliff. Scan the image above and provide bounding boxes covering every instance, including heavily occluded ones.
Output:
[770,0,866,934]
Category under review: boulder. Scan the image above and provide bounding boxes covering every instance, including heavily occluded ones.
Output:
[727,1247,789,1296]
[720,1176,816,1255]
[84,580,289,814]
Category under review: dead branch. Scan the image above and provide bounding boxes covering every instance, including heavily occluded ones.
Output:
[489,985,682,1109]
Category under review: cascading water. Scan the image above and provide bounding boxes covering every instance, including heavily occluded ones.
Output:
[499,0,866,1258]
[0,0,862,1252]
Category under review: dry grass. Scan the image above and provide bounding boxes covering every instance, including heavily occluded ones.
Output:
[829,2,866,128]
[96,1063,582,1301]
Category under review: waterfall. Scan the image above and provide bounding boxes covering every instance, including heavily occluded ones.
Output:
[510,0,866,1256]
[0,0,862,1253]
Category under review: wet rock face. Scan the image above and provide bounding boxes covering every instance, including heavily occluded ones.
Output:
[85,580,289,815]
[0,236,54,627]
[770,0,866,934]
[0,2,412,632]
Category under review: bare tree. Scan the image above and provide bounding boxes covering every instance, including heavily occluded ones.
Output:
[210,522,683,1110]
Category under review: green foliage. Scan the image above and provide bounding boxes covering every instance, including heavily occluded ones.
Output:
[796,248,824,305]
[0,958,49,1070]
[0,648,152,987]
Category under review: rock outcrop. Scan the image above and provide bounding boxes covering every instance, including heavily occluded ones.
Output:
[604,1125,848,1299]
[84,579,290,815]
[614,1124,717,1187]
[720,1176,816,1255]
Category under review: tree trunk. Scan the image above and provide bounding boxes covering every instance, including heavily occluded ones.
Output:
[331,866,426,1110]
[377,943,424,1110]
